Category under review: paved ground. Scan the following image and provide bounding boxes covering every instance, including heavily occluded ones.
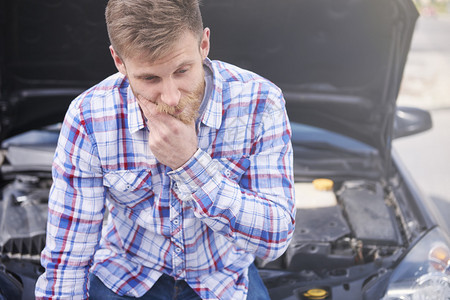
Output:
[393,14,450,224]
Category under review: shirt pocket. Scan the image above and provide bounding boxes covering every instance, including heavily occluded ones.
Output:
[103,169,154,210]
[218,156,251,183]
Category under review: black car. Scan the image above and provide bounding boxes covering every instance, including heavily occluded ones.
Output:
[1,0,449,299]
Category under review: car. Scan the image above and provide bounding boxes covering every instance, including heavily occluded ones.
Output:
[1,0,449,299]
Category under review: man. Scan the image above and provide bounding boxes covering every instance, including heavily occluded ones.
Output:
[35,0,295,299]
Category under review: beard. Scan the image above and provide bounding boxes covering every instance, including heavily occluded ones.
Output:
[131,78,205,125]
[154,79,205,124]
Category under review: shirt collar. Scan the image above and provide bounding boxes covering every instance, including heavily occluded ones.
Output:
[127,57,224,135]
[127,81,146,134]
[200,58,223,130]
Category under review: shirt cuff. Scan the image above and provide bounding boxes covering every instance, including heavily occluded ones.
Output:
[168,149,222,200]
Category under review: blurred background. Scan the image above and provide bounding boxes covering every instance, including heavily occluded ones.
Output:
[394,0,450,225]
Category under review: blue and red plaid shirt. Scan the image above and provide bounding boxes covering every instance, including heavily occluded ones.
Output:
[36,59,295,299]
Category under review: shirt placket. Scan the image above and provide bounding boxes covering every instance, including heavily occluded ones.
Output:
[170,180,185,279]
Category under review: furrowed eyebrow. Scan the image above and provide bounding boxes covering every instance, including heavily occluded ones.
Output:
[134,60,196,79]
[175,60,195,70]
[136,73,158,80]
[170,61,195,75]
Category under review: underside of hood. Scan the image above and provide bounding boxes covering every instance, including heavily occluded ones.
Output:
[0,0,113,142]
[201,0,419,156]
[1,0,419,154]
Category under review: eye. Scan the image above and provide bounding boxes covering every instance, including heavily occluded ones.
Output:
[176,69,188,74]
[141,76,162,84]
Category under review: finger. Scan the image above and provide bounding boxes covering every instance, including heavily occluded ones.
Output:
[136,96,158,118]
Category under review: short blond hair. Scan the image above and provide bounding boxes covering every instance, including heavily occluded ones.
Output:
[105,0,203,61]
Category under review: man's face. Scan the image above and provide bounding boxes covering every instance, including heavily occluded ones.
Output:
[110,29,210,124]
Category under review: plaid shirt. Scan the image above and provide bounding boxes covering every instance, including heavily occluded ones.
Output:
[36,59,295,299]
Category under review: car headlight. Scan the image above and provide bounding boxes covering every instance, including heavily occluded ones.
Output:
[382,227,450,300]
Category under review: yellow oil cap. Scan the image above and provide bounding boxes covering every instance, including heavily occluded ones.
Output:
[303,288,329,299]
[312,178,334,191]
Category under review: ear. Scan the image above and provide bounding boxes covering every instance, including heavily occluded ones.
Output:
[199,28,210,60]
[109,46,127,75]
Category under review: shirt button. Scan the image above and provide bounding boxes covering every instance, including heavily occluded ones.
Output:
[173,219,179,225]
[225,170,231,177]
[176,247,181,253]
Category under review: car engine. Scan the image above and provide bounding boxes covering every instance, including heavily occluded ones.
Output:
[0,136,55,299]
[257,179,404,274]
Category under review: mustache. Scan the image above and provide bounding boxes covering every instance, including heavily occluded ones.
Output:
[132,79,206,124]
[152,80,205,124]
[155,95,190,115]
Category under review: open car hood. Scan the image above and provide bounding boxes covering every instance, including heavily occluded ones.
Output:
[0,0,114,142]
[1,0,419,156]
[201,0,419,157]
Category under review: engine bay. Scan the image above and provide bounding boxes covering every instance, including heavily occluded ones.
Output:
[0,141,411,300]
[0,174,50,260]
[258,179,405,273]
[0,143,407,267]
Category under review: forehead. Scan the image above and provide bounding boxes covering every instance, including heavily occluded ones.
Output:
[125,32,201,73]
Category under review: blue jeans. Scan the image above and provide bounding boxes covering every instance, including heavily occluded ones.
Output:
[89,263,270,299]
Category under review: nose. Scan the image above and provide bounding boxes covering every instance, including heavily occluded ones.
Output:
[159,78,181,107]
